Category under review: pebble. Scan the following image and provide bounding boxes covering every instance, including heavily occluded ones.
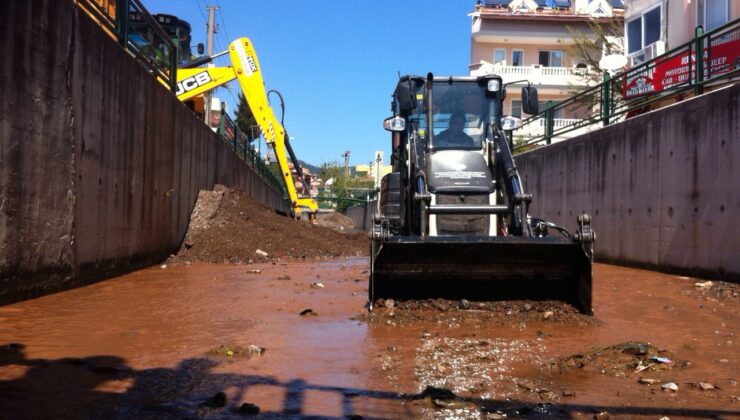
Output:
[385,299,395,309]
[238,402,260,414]
[255,249,268,257]
[246,269,262,274]
[661,382,678,392]
[638,378,659,385]
[160,264,167,269]
[278,274,291,280]
[299,308,316,316]
[542,311,554,320]
[594,411,609,420]
[247,345,265,354]
[310,282,325,288]
[699,382,716,390]
[562,390,576,397]
[523,303,533,311]
[486,414,506,420]
[719,358,729,363]
[459,299,470,310]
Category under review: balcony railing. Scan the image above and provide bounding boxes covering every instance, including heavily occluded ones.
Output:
[470,63,593,87]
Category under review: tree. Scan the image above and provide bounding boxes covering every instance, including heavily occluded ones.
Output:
[319,162,374,212]
[234,93,260,142]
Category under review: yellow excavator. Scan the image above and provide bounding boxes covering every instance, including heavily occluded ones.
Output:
[176,38,318,221]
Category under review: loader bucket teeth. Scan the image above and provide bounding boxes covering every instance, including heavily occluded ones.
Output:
[370,236,593,315]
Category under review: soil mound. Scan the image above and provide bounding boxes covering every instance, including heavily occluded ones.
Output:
[316,212,355,230]
[170,185,368,264]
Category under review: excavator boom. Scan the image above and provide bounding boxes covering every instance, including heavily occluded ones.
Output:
[175,38,318,220]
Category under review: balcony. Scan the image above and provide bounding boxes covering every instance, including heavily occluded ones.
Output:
[470,62,593,88]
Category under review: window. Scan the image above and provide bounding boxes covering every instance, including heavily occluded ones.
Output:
[494,49,506,65]
[700,0,729,31]
[511,100,522,118]
[512,50,523,66]
[626,5,661,55]
[538,50,563,67]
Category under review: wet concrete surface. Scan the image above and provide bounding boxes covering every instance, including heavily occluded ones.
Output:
[0,260,738,419]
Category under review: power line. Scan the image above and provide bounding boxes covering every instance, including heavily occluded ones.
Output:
[214,0,231,41]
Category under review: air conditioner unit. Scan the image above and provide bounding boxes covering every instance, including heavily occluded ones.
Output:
[628,40,666,66]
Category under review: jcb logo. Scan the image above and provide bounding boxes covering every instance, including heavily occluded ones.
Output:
[176,71,212,96]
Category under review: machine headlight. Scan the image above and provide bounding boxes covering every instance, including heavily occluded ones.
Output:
[501,115,522,131]
[383,116,406,132]
[487,80,500,92]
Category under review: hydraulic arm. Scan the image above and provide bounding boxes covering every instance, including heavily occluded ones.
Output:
[176,38,318,220]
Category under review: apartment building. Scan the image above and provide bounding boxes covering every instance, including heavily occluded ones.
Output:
[625,0,739,64]
[470,0,624,138]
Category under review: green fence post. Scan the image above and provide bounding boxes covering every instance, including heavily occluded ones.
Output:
[694,25,704,96]
[218,108,226,138]
[545,100,554,145]
[601,72,611,126]
[115,0,130,48]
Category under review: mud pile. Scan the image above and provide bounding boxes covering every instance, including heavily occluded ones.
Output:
[169,185,368,264]
[315,212,355,230]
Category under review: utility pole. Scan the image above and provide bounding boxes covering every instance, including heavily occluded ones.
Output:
[204,5,219,126]
[342,151,351,177]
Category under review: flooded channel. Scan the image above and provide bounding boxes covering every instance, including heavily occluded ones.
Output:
[0,259,737,419]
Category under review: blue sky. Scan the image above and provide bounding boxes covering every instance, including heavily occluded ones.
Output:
[142,0,476,166]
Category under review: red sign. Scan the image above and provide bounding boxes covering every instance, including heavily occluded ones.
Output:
[623,35,740,99]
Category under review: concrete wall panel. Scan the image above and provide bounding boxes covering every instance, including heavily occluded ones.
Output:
[517,83,739,280]
[0,1,288,304]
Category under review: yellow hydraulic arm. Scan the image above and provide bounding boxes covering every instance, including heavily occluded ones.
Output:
[176,38,318,220]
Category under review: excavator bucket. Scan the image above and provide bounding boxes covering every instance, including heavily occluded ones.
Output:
[370,236,593,315]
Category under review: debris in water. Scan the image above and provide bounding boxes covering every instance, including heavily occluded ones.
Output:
[278,274,291,280]
[201,391,227,408]
[594,411,610,420]
[247,345,265,355]
[562,390,576,397]
[256,249,269,257]
[300,308,317,316]
[661,382,678,392]
[650,356,673,364]
[694,281,713,289]
[699,382,716,390]
[246,269,262,274]
[638,378,659,385]
[310,282,325,288]
[238,402,260,414]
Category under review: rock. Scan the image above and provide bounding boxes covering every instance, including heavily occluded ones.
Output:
[517,380,537,391]
[638,378,659,385]
[385,299,395,309]
[718,358,729,363]
[699,382,716,390]
[622,342,649,355]
[310,282,325,288]
[661,382,678,392]
[562,390,576,397]
[160,264,167,269]
[246,269,262,274]
[486,414,506,420]
[202,391,227,408]
[255,249,268,257]
[542,311,554,320]
[694,281,713,289]
[523,303,533,311]
[658,417,670,420]
[238,402,260,414]
[247,345,265,354]
[299,308,316,316]
[459,299,470,310]
[278,274,291,280]
[594,411,609,420]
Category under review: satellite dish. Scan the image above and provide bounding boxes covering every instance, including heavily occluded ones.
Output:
[599,54,628,71]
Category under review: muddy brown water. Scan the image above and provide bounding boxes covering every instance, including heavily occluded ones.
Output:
[0,260,737,419]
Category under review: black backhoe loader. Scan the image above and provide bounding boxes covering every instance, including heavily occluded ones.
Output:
[370,73,595,314]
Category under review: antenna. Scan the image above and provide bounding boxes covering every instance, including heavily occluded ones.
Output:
[342,150,351,177]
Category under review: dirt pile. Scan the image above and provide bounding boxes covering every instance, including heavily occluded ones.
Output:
[169,185,368,264]
[553,341,678,376]
[315,212,355,230]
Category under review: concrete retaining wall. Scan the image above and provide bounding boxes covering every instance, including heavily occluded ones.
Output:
[516,83,739,280]
[345,201,376,232]
[0,0,288,304]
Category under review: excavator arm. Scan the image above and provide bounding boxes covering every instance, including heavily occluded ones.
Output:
[175,38,318,220]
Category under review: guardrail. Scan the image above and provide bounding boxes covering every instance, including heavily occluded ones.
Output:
[216,110,289,200]
[513,18,740,153]
[75,0,177,92]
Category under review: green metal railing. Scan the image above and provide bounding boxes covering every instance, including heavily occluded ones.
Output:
[513,18,739,153]
[217,110,290,202]
[76,0,178,92]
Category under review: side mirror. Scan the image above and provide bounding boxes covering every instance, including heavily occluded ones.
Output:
[383,116,406,132]
[395,82,417,114]
[197,43,205,55]
[521,86,539,115]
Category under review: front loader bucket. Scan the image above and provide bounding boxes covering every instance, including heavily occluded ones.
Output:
[370,236,592,314]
